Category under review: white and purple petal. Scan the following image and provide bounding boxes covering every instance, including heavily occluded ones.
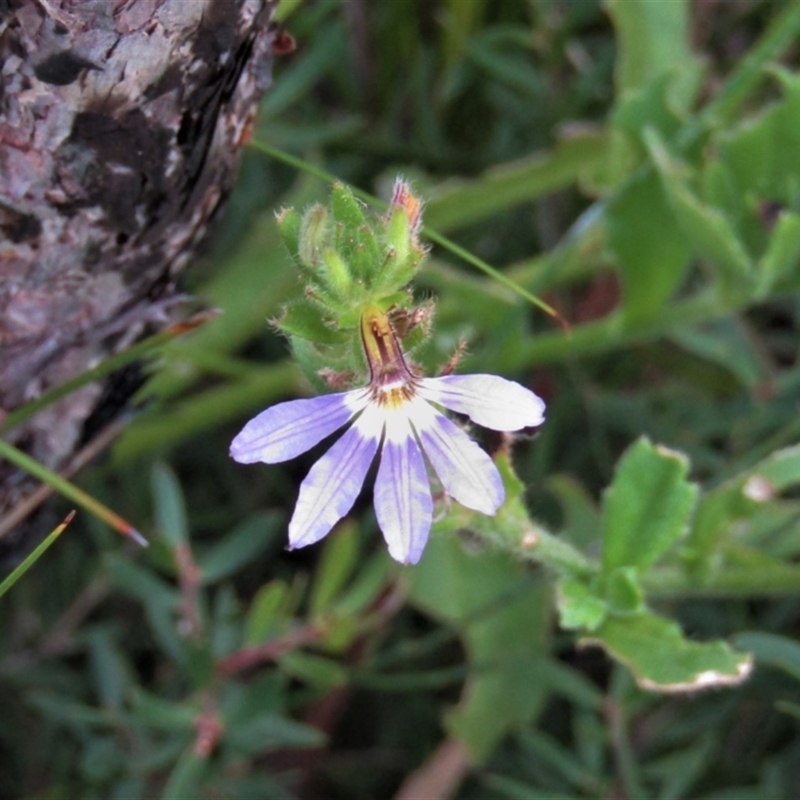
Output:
[419,374,545,432]
[230,389,368,464]
[409,398,504,515]
[288,402,382,549]
[374,408,433,565]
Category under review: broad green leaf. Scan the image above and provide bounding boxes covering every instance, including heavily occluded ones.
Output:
[646,129,755,292]
[408,534,550,763]
[585,611,752,693]
[602,438,698,574]
[717,68,800,207]
[606,0,701,111]
[556,579,607,632]
[606,171,691,319]
[602,567,645,614]
[151,462,188,549]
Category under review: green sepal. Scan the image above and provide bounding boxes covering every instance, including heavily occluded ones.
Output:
[351,223,382,284]
[274,207,302,260]
[320,248,353,299]
[299,204,329,268]
[275,299,348,344]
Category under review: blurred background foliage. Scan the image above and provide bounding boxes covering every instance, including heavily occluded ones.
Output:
[5,0,800,797]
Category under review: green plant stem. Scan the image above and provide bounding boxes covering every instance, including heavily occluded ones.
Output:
[0,439,146,546]
[644,565,800,598]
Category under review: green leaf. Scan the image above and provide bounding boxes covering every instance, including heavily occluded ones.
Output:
[309,521,359,617]
[423,132,607,233]
[151,462,189,549]
[129,689,197,731]
[757,210,800,294]
[606,0,701,111]
[161,748,207,800]
[408,535,550,763]
[224,712,324,755]
[585,611,752,693]
[732,631,800,682]
[717,68,800,206]
[278,651,348,690]
[602,567,645,614]
[244,580,290,647]
[601,438,698,574]
[606,171,691,319]
[197,511,282,585]
[556,579,607,632]
[645,129,755,292]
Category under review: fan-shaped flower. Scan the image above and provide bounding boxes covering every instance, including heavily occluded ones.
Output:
[230,308,545,564]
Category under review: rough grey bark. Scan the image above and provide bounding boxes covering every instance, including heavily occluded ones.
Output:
[0,0,277,538]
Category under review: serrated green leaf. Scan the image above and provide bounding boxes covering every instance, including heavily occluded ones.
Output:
[557,579,607,632]
[584,611,752,693]
[602,438,698,574]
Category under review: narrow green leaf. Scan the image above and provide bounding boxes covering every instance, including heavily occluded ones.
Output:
[129,689,197,731]
[161,748,207,800]
[584,611,752,693]
[244,580,290,647]
[151,462,189,548]
[224,712,324,755]
[197,511,282,585]
[732,631,800,682]
[601,438,698,574]
[0,511,72,600]
[309,521,358,617]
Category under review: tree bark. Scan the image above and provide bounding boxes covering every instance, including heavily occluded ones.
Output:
[0,0,277,540]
